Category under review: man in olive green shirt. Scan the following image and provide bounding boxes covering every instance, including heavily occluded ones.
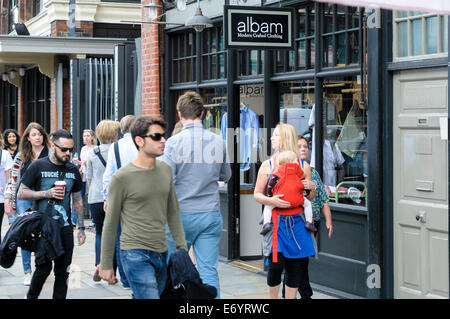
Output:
[99,116,187,299]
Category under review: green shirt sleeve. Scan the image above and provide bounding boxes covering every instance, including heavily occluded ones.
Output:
[166,169,187,251]
[100,173,124,270]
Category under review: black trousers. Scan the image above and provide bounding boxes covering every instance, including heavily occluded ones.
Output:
[27,226,74,299]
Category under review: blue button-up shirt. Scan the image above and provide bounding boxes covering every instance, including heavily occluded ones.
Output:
[221,105,260,171]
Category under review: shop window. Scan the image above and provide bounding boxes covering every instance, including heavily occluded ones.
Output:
[321,5,362,67]
[320,77,368,207]
[201,87,227,136]
[278,80,315,141]
[170,87,228,137]
[275,4,315,73]
[170,31,197,84]
[202,25,227,80]
[394,11,448,58]
[238,50,264,76]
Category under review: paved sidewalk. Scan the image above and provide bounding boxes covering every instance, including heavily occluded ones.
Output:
[0,215,336,299]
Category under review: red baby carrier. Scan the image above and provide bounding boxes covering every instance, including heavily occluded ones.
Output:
[271,162,305,262]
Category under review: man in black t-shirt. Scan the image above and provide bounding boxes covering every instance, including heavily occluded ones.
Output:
[18,129,84,299]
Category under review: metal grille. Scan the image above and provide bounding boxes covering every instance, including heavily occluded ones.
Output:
[84,58,115,129]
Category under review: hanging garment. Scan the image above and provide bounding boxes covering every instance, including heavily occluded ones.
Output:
[221,104,260,171]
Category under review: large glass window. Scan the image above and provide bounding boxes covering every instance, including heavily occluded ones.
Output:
[322,5,361,67]
[279,80,315,139]
[170,31,197,84]
[201,87,227,136]
[238,50,264,76]
[275,4,315,73]
[394,11,448,58]
[202,25,227,80]
[320,77,367,207]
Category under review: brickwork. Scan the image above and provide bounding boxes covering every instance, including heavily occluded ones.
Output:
[141,0,163,119]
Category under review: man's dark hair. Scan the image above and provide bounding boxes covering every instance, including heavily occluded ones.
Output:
[50,129,73,142]
[130,116,167,149]
[176,91,204,120]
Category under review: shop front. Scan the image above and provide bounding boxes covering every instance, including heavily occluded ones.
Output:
[162,0,381,298]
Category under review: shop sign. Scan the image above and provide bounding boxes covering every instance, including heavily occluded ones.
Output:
[224,5,294,50]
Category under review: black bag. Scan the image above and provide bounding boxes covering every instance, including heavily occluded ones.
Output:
[161,249,217,299]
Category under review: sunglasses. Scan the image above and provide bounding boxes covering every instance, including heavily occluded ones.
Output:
[141,133,165,141]
[54,143,74,153]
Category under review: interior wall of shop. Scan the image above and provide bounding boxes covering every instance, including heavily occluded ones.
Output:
[164,0,380,298]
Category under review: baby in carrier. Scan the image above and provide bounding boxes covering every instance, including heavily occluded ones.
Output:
[260,150,317,235]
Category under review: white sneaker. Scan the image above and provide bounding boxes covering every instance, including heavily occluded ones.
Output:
[24,273,32,286]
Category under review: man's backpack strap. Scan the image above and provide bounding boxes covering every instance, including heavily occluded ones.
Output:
[114,142,121,169]
[94,146,106,167]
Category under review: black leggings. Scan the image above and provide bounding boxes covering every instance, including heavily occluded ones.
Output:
[0,203,4,245]
[267,253,309,288]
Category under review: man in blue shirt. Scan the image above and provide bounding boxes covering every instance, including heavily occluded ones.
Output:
[160,91,231,298]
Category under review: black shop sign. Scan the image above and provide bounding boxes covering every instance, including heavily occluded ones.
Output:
[224,5,294,50]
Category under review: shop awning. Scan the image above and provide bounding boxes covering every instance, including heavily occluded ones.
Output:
[314,0,450,15]
[0,35,127,81]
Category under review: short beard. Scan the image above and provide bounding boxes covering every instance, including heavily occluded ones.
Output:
[52,152,69,165]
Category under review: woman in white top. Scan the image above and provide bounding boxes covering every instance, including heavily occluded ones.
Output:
[72,129,96,225]
[86,120,119,283]
[0,131,13,246]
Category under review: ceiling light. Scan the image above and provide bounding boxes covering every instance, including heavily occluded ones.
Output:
[19,67,25,76]
[9,70,16,79]
[185,0,213,32]
[2,73,8,81]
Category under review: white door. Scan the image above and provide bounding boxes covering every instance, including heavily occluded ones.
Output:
[393,68,449,299]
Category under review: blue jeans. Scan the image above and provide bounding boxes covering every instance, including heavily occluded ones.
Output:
[116,222,129,287]
[120,249,167,299]
[166,210,223,298]
[72,182,86,225]
[15,199,33,274]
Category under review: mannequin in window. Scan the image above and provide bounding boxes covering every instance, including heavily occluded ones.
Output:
[322,124,345,187]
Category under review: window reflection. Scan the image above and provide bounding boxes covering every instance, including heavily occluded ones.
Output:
[319,77,368,207]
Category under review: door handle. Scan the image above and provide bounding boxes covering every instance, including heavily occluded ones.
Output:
[415,211,426,223]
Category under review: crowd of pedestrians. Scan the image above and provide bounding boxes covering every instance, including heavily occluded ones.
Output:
[0,90,333,300]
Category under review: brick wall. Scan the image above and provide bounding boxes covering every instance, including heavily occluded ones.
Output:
[141,0,162,119]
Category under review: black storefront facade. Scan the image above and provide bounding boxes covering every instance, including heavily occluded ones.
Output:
[162,0,449,299]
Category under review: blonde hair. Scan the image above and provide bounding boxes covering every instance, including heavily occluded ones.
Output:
[277,150,298,165]
[171,121,184,136]
[95,120,120,144]
[0,132,4,149]
[83,129,97,145]
[275,123,300,159]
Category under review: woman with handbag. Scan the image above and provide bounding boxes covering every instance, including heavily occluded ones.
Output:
[4,122,51,286]
[86,120,120,283]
